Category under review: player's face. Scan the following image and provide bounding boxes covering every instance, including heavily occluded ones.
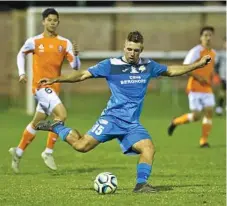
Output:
[42,14,59,32]
[200,30,213,47]
[124,41,143,64]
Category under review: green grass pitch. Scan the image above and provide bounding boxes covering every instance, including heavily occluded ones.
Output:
[0,92,225,206]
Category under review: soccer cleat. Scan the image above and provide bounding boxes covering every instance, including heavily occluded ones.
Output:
[41,152,57,171]
[167,122,177,136]
[35,120,63,132]
[200,143,210,148]
[133,183,157,193]
[9,147,21,173]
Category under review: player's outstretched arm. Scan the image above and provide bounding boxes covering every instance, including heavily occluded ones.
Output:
[17,38,35,84]
[39,70,92,86]
[162,55,211,77]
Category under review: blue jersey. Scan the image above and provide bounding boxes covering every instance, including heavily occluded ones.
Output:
[88,57,167,123]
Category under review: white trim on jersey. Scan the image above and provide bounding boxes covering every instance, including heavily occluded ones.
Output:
[110,58,128,65]
[17,37,35,76]
[57,36,81,70]
[183,45,203,64]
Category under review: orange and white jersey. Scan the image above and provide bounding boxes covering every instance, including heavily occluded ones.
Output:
[183,45,216,93]
[17,33,81,94]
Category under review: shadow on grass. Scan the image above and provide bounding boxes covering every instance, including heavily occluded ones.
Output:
[207,144,226,149]
[72,185,174,192]
[51,166,124,176]
[2,166,125,176]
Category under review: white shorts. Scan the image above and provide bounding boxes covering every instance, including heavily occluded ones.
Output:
[34,88,62,115]
[188,92,215,111]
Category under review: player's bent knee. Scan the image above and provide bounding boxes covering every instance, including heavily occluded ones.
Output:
[71,134,99,153]
[143,144,155,157]
[52,113,67,122]
[72,143,88,153]
[133,139,155,155]
[72,142,92,153]
[57,115,67,122]
[204,107,213,118]
[52,104,67,122]
[192,112,201,121]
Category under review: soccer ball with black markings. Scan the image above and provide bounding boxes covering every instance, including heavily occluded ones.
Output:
[94,172,118,194]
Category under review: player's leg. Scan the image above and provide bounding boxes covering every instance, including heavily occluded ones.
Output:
[132,139,156,193]
[36,115,124,153]
[117,124,156,193]
[39,88,67,170]
[200,93,215,148]
[9,111,47,173]
[215,80,226,115]
[168,92,202,136]
[35,115,117,153]
[35,120,95,151]
[66,131,100,152]
[43,104,67,154]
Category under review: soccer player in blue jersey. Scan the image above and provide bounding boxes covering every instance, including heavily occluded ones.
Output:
[36,31,211,193]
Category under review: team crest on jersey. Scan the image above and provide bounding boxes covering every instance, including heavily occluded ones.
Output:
[38,44,44,52]
[130,66,139,74]
[138,65,146,73]
[58,45,63,52]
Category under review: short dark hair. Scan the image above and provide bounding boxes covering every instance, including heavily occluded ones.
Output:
[42,8,59,19]
[127,31,144,44]
[200,26,214,36]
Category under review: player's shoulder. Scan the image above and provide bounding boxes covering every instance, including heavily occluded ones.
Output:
[25,34,43,43]
[140,58,152,65]
[188,44,204,54]
[109,57,127,65]
[57,35,71,43]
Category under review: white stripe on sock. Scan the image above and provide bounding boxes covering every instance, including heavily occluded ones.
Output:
[187,113,194,122]
[16,147,23,157]
[44,148,53,154]
[202,117,212,124]
[26,124,37,135]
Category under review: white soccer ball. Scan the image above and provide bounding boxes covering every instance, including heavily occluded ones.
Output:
[94,172,118,194]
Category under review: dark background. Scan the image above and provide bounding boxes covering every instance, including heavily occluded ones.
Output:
[0,1,225,10]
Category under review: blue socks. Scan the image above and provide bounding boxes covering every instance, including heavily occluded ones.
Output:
[52,124,72,141]
[137,163,152,184]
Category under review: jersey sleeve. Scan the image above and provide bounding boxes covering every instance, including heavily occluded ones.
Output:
[183,47,200,64]
[149,60,168,78]
[88,59,111,78]
[17,38,35,76]
[20,38,35,54]
[65,40,81,69]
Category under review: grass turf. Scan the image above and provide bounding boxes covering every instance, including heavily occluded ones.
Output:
[0,92,225,206]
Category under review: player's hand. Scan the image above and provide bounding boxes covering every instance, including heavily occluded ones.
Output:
[72,41,79,56]
[39,78,56,86]
[19,74,27,84]
[199,55,212,67]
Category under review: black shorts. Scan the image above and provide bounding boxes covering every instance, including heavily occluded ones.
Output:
[221,79,226,90]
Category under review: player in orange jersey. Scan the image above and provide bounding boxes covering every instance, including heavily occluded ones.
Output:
[9,8,81,173]
[168,26,216,148]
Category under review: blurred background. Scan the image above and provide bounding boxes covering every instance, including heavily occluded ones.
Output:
[0,1,226,114]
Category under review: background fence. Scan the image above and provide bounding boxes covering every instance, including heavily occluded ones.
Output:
[0,3,226,113]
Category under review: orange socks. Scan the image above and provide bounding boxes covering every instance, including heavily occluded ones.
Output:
[200,117,212,145]
[173,113,194,125]
[44,132,58,154]
[17,124,37,156]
